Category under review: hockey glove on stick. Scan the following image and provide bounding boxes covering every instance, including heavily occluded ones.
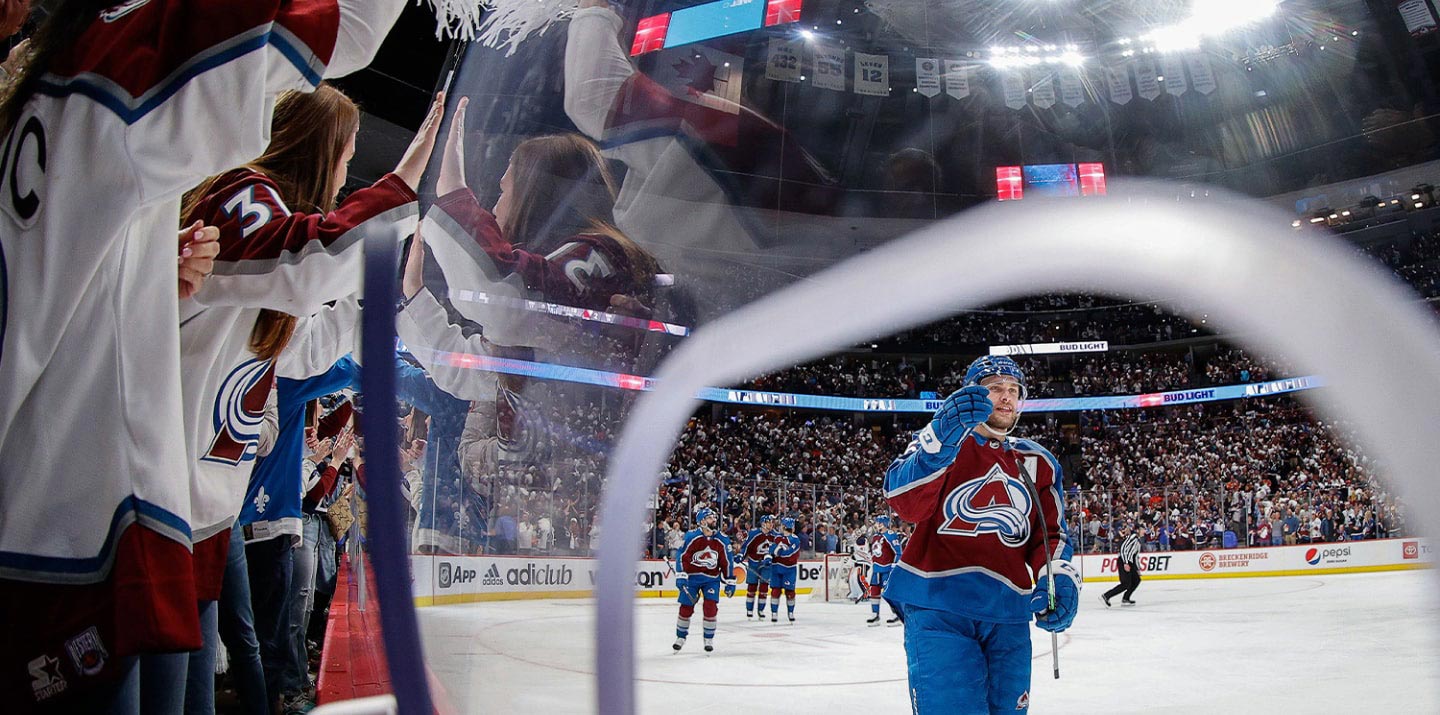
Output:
[1029,560,1081,633]
[723,583,736,598]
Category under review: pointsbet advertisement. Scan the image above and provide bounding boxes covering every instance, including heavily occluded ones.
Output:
[1078,537,1432,581]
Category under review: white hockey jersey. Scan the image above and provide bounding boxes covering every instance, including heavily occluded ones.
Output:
[0,0,403,694]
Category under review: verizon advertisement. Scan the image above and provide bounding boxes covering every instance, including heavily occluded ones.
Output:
[1079,538,1433,582]
[411,555,825,605]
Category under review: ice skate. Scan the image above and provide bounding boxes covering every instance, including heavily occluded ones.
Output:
[1122,598,1137,606]
[672,637,685,652]
[1101,594,1112,608]
[886,615,903,626]
[867,614,881,626]
[703,638,714,653]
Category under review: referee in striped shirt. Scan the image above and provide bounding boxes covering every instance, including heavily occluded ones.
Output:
[1102,523,1142,607]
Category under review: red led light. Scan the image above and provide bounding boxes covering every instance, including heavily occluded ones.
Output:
[996,166,1023,201]
[765,0,803,26]
[629,13,671,56]
[1078,162,1107,196]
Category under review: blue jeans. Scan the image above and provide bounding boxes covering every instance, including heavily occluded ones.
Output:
[218,527,267,714]
[91,651,188,714]
[901,605,1032,714]
[281,516,320,696]
[245,536,294,708]
[183,600,219,714]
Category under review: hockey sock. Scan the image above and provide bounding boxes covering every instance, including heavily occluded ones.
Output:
[757,583,768,609]
[770,587,782,614]
[702,600,719,639]
[786,590,796,618]
[677,604,694,639]
[869,582,883,614]
[745,583,757,613]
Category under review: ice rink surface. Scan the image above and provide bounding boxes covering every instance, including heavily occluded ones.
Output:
[419,571,1440,713]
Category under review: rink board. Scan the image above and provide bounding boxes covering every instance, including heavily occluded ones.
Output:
[410,538,1432,605]
[411,555,831,606]
[1078,536,1433,582]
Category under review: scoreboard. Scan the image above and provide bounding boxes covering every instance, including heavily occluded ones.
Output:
[996,163,1107,201]
[630,0,804,55]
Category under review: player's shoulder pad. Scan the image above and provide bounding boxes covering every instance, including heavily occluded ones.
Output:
[1010,438,1060,470]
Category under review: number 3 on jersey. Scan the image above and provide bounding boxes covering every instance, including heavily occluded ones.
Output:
[223,185,288,238]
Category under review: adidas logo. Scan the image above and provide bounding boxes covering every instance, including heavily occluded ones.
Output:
[482,564,504,586]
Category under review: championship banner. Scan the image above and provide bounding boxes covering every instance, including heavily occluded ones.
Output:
[1159,56,1188,95]
[1134,57,1161,101]
[854,52,889,96]
[1398,0,1439,36]
[915,57,941,97]
[1058,65,1085,107]
[1031,72,1057,109]
[1186,55,1217,95]
[765,38,802,82]
[989,341,1109,356]
[1001,70,1027,109]
[943,60,970,99]
[812,42,846,91]
[1105,64,1133,105]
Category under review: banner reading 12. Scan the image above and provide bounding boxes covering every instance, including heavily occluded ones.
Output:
[631,0,804,56]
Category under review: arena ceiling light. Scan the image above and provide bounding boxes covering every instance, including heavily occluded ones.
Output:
[1137,0,1280,53]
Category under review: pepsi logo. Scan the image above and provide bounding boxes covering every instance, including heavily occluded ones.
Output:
[1304,548,1321,565]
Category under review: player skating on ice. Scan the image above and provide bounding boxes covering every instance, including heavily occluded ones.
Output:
[884,356,1079,714]
[740,514,778,618]
[767,518,802,623]
[673,507,736,653]
[866,515,905,626]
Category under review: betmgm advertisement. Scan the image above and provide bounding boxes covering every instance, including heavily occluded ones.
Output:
[412,555,826,606]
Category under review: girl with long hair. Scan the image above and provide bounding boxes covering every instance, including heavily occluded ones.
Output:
[399,97,661,400]
[397,97,663,555]
[177,84,441,712]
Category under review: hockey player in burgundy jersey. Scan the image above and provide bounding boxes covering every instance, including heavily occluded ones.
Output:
[865,515,905,626]
[739,513,779,618]
[672,507,735,653]
[766,518,802,624]
[884,356,1079,714]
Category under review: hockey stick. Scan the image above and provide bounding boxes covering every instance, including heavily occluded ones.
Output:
[1011,448,1061,680]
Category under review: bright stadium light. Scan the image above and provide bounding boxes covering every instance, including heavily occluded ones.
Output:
[1060,51,1086,66]
[1140,0,1280,54]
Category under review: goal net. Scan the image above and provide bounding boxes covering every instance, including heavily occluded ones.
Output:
[811,553,864,602]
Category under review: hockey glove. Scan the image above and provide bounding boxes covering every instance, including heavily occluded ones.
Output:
[933,385,993,442]
[1029,560,1081,633]
[676,575,688,593]
[914,385,992,458]
[723,583,736,598]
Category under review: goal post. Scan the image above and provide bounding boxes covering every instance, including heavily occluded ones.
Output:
[811,553,865,602]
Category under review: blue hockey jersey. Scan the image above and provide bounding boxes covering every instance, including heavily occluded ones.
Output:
[237,356,361,542]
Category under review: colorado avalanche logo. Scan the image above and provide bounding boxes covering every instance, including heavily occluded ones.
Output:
[938,464,1032,547]
[692,545,720,571]
[202,359,274,466]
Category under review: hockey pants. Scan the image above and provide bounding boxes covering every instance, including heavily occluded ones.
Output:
[901,605,1032,715]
